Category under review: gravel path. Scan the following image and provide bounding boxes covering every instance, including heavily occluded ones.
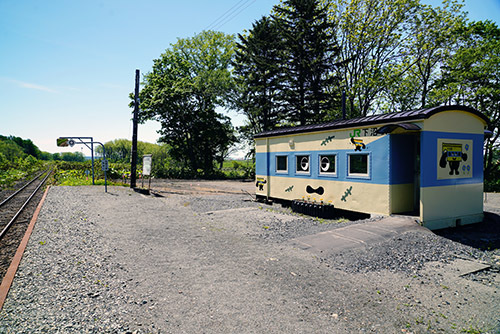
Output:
[0,185,499,333]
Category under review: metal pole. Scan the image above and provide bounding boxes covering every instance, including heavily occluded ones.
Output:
[103,144,107,193]
[130,69,140,188]
[93,141,108,193]
[91,139,95,185]
[342,90,346,120]
[104,165,107,193]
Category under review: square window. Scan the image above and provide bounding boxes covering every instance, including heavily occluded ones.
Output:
[348,154,369,176]
[319,155,336,174]
[296,155,310,173]
[276,155,288,173]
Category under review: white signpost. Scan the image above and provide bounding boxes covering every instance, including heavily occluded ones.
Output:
[143,155,152,176]
[142,154,152,190]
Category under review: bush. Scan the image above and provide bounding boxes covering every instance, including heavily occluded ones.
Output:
[0,156,47,189]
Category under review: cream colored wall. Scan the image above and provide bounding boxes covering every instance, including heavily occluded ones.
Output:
[423,110,485,133]
[264,175,391,215]
[256,125,406,215]
[265,128,381,153]
[420,184,484,229]
[255,138,267,153]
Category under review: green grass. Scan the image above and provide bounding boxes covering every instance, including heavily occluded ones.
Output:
[53,169,126,187]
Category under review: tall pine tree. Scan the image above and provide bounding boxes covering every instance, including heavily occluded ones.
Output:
[233,16,284,134]
[273,0,341,125]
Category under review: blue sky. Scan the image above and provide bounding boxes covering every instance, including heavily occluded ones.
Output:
[1,0,499,156]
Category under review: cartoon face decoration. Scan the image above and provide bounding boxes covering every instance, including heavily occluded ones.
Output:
[296,155,310,173]
[439,143,467,175]
[256,178,267,191]
[437,139,472,179]
[350,137,366,151]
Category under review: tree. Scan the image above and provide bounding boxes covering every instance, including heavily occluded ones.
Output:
[0,135,41,160]
[61,152,85,162]
[100,139,134,163]
[329,0,420,117]
[139,30,237,177]
[379,0,465,112]
[233,16,285,134]
[274,0,341,125]
[0,139,25,161]
[431,20,500,187]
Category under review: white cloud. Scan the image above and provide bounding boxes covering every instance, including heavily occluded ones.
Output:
[3,78,58,93]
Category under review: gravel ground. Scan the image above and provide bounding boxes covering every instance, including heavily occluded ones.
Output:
[0,184,499,333]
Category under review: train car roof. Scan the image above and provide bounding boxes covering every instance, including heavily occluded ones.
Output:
[254,105,489,138]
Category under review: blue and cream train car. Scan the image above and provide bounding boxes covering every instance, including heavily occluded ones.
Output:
[254,105,489,230]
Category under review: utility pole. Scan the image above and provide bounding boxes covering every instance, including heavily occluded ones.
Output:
[130,69,140,188]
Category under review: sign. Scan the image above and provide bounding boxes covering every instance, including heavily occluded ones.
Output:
[437,138,472,179]
[57,137,69,147]
[101,159,109,172]
[143,155,152,176]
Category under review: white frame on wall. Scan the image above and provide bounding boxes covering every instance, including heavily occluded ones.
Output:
[347,152,371,179]
[276,155,288,174]
[295,154,310,175]
[319,153,337,177]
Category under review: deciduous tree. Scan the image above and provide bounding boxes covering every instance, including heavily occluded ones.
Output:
[432,20,500,186]
[329,0,420,117]
[138,31,237,177]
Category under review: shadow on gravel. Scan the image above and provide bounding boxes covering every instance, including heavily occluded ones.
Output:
[277,199,370,221]
[435,211,500,251]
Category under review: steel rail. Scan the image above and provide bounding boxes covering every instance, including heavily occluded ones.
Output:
[0,170,47,208]
[0,169,52,241]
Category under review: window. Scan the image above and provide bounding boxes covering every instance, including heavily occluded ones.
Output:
[319,154,336,175]
[276,155,288,173]
[296,155,310,173]
[348,153,369,177]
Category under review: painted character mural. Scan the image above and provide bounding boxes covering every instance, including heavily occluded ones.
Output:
[256,178,267,191]
[439,143,468,175]
[350,137,366,151]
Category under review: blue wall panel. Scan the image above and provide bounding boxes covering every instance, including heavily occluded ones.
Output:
[255,135,397,185]
[420,131,483,187]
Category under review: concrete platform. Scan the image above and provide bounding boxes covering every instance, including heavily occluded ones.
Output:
[289,216,430,255]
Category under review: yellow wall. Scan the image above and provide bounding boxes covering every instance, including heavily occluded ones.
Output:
[260,128,382,153]
[423,110,485,133]
[420,184,484,229]
[256,175,392,215]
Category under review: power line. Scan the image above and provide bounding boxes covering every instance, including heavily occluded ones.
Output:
[205,0,256,31]
[214,0,256,30]
[206,0,250,30]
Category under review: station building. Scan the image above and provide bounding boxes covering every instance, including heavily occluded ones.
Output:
[254,105,490,230]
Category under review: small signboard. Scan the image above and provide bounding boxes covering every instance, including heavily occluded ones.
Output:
[437,138,472,180]
[101,159,109,172]
[143,155,152,176]
[57,137,69,147]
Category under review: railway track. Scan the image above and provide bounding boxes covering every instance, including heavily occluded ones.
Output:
[0,169,52,282]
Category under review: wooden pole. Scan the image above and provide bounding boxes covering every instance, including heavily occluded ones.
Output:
[130,69,140,188]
